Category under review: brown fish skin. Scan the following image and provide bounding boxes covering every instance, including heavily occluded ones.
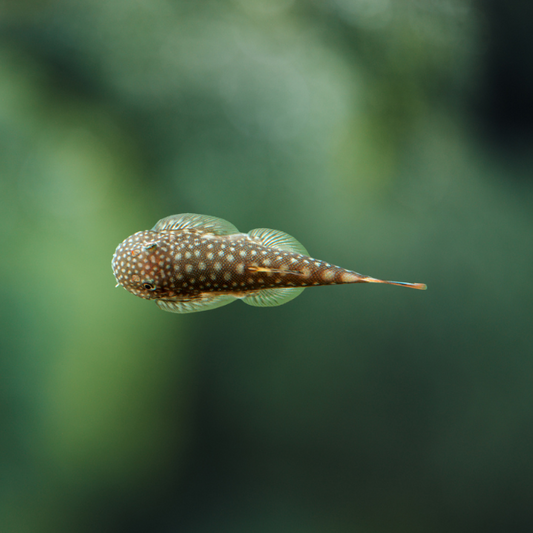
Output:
[112,229,372,302]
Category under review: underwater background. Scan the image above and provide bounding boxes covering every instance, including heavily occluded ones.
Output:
[1,1,533,532]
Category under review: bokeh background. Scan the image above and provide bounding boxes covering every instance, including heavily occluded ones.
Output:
[1,1,533,532]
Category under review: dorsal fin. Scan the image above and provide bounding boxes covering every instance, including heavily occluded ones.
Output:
[248,228,308,255]
[156,294,237,314]
[242,287,305,307]
[152,213,239,235]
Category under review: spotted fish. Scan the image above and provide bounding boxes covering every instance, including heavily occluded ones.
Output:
[111,213,427,313]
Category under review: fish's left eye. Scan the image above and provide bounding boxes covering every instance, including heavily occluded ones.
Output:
[143,282,155,290]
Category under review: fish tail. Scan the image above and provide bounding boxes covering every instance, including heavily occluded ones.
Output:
[358,275,427,290]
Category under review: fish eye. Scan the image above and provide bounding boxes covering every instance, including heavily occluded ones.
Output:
[143,282,155,290]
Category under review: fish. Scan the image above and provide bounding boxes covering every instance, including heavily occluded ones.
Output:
[111,213,427,314]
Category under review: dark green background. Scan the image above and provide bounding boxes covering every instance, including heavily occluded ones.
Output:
[1,1,532,532]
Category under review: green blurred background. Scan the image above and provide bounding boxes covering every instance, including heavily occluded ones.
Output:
[1,1,533,532]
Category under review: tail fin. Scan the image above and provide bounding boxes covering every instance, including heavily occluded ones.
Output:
[360,276,427,290]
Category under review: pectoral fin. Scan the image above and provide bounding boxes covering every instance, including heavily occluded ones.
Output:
[153,213,239,235]
[156,294,237,314]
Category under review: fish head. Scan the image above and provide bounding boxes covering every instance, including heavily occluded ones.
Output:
[112,230,173,300]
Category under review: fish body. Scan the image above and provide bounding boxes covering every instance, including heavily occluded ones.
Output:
[112,213,426,313]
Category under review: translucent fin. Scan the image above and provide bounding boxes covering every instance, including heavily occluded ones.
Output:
[242,287,305,307]
[156,294,237,314]
[248,228,308,255]
[153,213,239,235]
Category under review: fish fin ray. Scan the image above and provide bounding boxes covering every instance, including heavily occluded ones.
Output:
[156,294,237,314]
[242,287,305,307]
[153,213,239,235]
[248,228,308,255]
